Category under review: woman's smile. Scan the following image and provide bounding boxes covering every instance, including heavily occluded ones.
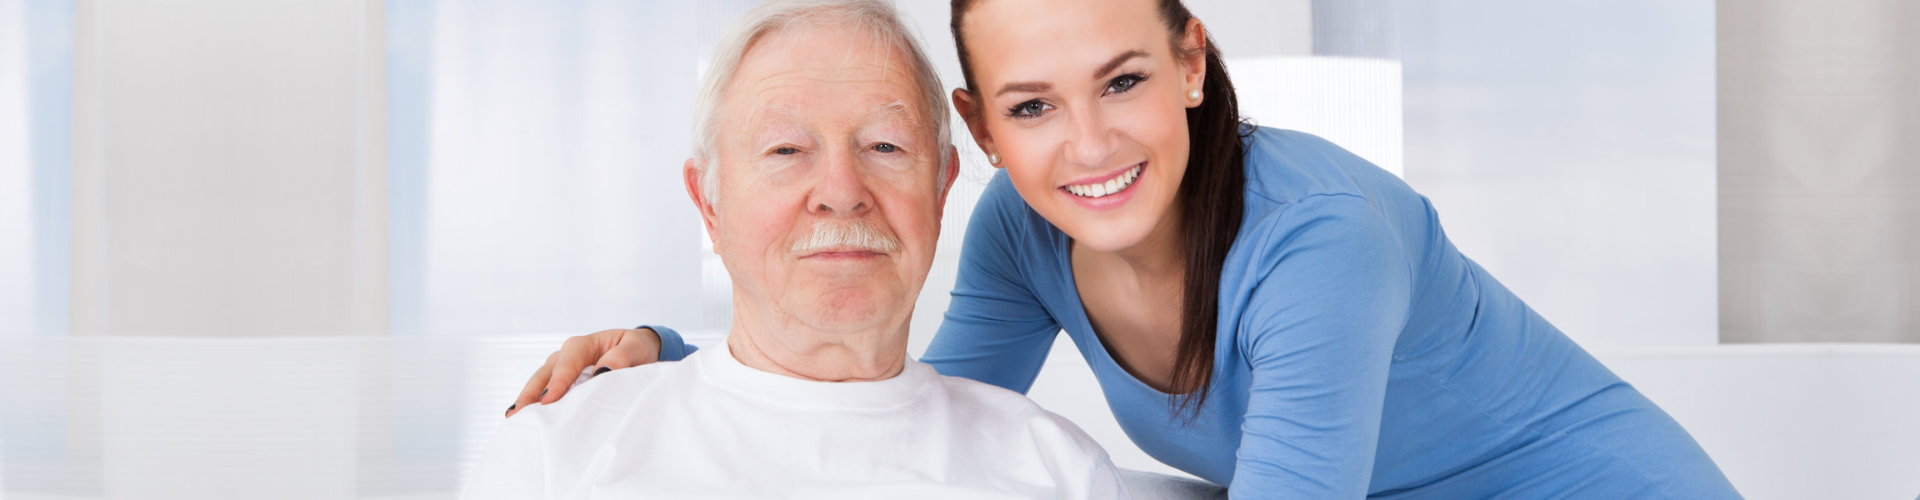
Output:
[1059,162,1146,209]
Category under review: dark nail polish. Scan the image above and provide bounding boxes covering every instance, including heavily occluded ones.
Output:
[505,404,516,414]
[594,366,612,376]
[540,388,548,398]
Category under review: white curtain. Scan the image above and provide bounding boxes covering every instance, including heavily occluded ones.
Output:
[0,0,32,338]
[389,0,756,339]
[1719,0,1920,343]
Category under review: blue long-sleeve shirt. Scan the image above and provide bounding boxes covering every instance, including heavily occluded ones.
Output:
[654,127,1739,498]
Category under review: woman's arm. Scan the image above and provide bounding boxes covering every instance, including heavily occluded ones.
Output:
[1229,195,1411,499]
[918,173,1063,394]
[507,325,691,417]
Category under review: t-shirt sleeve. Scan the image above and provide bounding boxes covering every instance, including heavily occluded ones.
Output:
[1229,195,1411,499]
[1032,412,1134,500]
[918,173,1062,394]
[459,420,551,500]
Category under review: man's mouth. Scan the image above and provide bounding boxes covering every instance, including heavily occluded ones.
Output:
[1061,163,1144,199]
[800,246,888,259]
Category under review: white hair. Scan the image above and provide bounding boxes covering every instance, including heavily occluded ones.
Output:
[691,0,953,204]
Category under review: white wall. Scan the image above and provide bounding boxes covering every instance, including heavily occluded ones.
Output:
[71,0,387,337]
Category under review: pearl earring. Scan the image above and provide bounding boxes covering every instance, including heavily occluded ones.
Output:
[988,152,1001,165]
[1188,89,1202,102]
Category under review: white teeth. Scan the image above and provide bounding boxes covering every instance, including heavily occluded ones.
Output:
[1064,164,1142,199]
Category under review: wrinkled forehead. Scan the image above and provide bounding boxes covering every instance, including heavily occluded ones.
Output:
[719,23,934,138]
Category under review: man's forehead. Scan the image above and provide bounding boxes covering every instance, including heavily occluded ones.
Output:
[743,98,919,125]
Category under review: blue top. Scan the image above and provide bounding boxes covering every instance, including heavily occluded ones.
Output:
[652,128,1739,499]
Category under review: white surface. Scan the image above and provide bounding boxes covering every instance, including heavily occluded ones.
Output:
[0,337,1914,499]
[70,0,387,337]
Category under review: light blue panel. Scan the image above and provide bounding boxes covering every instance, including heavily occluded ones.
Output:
[28,0,72,337]
[1401,0,1719,347]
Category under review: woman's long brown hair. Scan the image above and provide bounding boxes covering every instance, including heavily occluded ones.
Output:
[950,0,1249,420]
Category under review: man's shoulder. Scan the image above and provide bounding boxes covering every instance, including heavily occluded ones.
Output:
[502,358,695,432]
[927,369,1083,434]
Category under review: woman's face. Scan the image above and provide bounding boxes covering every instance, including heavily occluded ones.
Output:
[955,0,1206,253]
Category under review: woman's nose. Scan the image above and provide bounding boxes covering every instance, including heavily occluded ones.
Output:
[1064,106,1119,168]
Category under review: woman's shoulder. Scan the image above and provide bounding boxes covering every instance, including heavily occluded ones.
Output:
[964,170,1060,249]
[1238,126,1402,207]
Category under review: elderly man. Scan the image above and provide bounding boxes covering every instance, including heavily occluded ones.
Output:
[459,1,1127,498]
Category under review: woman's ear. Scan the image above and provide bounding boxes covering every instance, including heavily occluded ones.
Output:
[1180,18,1208,108]
[950,87,1004,170]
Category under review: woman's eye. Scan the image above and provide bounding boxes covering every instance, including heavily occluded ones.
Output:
[773,146,799,155]
[1104,74,1146,95]
[873,143,897,153]
[1008,100,1051,119]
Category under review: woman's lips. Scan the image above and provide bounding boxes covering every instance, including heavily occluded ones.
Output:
[1059,162,1145,199]
[1057,162,1145,211]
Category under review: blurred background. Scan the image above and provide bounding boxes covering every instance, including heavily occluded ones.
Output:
[0,0,1915,498]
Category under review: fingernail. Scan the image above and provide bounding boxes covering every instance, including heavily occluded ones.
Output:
[593,366,611,376]
[540,388,548,398]
[505,404,516,415]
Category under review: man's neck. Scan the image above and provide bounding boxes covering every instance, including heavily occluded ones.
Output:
[725,312,909,382]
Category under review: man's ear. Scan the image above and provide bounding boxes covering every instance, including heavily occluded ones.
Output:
[1180,18,1208,108]
[683,158,721,252]
[935,145,961,219]
[951,88,1004,170]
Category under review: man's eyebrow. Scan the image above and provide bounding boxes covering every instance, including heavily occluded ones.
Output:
[1093,50,1149,79]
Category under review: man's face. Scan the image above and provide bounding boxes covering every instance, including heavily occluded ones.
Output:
[691,23,955,336]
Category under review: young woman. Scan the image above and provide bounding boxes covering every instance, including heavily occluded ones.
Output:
[511,0,1741,497]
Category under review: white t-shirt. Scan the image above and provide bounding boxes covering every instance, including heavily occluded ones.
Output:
[461,341,1131,500]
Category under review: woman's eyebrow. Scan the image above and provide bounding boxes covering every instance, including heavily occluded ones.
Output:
[1093,50,1148,79]
[993,50,1150,98]
[995,81,1052,97]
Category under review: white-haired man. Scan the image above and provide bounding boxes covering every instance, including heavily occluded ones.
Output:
[458,1,1129,498]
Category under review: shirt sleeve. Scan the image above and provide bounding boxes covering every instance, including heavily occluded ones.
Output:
[636,324,697,361]
[459,420,551,500]
[1228,195,1411,499]
[1032,412,1135,500]
[917,173,1062,394]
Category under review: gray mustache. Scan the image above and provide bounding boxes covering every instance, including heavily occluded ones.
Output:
[791,219,902,254]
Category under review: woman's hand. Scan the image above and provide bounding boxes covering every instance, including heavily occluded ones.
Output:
[506,327,662,417]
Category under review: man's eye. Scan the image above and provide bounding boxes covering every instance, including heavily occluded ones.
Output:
[1008,100,1051,119]
[1105,74,1146,95]
[773,147,799,155]
[873,143,897,153]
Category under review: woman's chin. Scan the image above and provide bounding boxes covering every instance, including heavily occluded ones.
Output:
[1063,224,1155,254]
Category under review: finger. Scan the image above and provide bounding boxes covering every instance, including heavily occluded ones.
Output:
[507,354,557,418]
[540,336,598,405]
[593,335,641,370]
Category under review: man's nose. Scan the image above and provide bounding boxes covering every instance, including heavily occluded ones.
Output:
[807,146,874,217]
[1065,105,1118,168]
